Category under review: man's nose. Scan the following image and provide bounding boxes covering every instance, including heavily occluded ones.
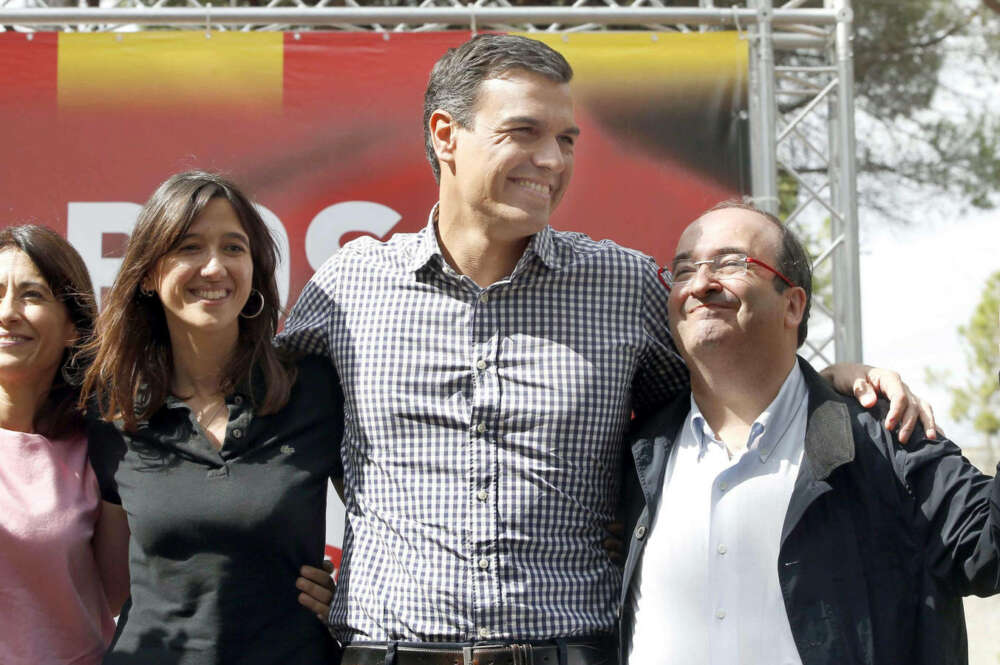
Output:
[533,136,567,173]
[685,263,719,297]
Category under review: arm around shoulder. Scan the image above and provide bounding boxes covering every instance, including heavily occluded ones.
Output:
[86,417,131,614]
[294,354,346,482]
[276,263,340,357]
[92,500,130,615]
[893,424,1000,596]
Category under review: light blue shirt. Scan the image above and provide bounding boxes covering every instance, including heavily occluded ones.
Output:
[629,363,809,665]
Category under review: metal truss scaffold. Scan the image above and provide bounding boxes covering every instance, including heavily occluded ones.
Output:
[0,0,861,366]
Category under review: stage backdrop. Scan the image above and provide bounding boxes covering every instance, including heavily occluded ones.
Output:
[0,30,748,568]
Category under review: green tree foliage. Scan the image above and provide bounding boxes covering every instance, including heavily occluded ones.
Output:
[853,0,1000,213]
[778,0,1000,217]
[51,0,999,218]
[928,271,1000,450]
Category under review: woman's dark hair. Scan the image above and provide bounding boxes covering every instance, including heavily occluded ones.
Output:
[80,170,294,431]
[0,225,96,437]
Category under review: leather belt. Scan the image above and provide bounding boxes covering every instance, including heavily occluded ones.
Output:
[341,640,614,665]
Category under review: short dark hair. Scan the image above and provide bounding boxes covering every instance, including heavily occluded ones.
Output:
[706,200,813,348]
[423,33,573,183]
[0,225,96,437]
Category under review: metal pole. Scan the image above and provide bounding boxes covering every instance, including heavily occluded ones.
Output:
[699,0,714,32]
[773,34,828,50]
[0,6,840,27]
[829,0,863,362]
[748,0,779,215]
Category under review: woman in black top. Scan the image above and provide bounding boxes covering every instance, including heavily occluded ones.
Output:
[82,171,343,665]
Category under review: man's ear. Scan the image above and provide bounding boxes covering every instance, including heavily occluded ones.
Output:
[784,286,808,331]
[429,109,458,171]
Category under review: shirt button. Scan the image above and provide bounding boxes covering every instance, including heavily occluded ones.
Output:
[232,428,243,439]
[234,395,243,405]
[716,609,726,620]
[717,544,727,555]
[478,627,490,639]
[479,293,489,304]
[478,558,490,570]
[476,490,488,502]
[476,423,486,434]
[719,481,729,492]
[635,525,647,540]
[476,359,487,370]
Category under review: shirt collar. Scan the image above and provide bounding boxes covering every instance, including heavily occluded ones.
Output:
[528,223,560,270]
[405,203,562,274]
[689,363,807,463]
[687,404,727,459]
[404,204,444,273]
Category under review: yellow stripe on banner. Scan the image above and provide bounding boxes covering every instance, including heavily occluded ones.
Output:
[515,32,747,97]
[58,32,282,111]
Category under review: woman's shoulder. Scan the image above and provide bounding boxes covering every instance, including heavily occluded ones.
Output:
[0,427,87,460]
[289,354,342,404]
[47,429,88,449]
[81,407,132,457]
[84,416,127,448]
[293,353,339,382]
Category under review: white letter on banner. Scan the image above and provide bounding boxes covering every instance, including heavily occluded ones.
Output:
[68,202,290,311]
[305,201,401,270]
[253,204,291,310]
[66,202,141,310]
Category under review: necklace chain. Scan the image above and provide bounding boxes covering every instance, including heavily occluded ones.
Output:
[195,399,228,428]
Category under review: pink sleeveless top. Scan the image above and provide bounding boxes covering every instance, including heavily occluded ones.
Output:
[0,428,116,665]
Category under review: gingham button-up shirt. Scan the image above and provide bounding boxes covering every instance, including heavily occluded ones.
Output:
[278,208,687,643]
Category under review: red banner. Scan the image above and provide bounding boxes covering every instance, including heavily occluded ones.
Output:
[0,30,748,558]
[1,31,746,302]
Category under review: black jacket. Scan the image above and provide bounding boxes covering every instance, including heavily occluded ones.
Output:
[620,358,1000,665]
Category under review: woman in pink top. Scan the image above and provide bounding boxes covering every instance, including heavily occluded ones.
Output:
[0,225,130,665]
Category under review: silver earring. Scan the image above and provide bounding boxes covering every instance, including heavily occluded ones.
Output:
[240,289,265,319]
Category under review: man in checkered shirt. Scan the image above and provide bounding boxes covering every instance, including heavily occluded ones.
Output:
[279,33,934,665]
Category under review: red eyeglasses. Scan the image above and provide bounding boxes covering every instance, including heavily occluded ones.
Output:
[657,253,796,292]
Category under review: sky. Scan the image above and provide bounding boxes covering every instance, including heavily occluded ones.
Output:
[859,207,999,450]
[862,206,1000,665]
[835,3,998,453]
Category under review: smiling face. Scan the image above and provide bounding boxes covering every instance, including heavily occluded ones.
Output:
[145,197,253,342]
[667,207,803,363]
[441,69,578,241]
[0,248,76,385]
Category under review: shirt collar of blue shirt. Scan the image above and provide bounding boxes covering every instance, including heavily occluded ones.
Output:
[405,203,563,274]
[689,362,808,464]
